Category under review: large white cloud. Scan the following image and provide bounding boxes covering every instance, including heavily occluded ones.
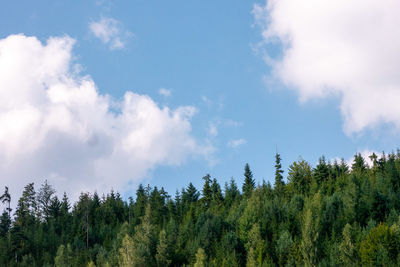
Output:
[254,0,400,134]
[0,34,210,205]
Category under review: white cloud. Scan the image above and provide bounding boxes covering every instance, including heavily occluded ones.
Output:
[330,149,382,169]
[355,150,381,168]
[158,88,171,97]
[89,17,130,50]
[228,139,247,149]
[0,34,211,206]
[254,0,400,135]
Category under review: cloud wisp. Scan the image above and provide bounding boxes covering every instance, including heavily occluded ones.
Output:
[254,0,400,135]
[0,34,211,204]
[158,88,172,97]
[89,17,130,50]
[228,139,247,149]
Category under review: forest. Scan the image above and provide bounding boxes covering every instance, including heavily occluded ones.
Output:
[1,151,400,266]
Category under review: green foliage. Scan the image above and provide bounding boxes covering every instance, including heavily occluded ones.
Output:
[274,153,285,197]
[339,223,357,265]
[360,223,398,266]
[3,151,400,265]
[155,229,171,266]
[242,163,255,198]
[276,230,293,266]
[287,158,312,196]
[245,223,264,266]
[194,247,207,267]
[54,244,73,267]
[118,234,134,267]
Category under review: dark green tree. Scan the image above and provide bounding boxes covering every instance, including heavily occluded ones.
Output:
[0,186,11,219]
[0,211,11,237]
[202,174,212,208]
[274,153,285,196]
[242,163,255,198]
[352,153,367,173]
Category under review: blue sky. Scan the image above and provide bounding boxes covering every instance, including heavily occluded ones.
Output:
[1,0,400,201]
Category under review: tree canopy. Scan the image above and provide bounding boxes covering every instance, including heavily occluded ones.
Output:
[1,151,400,266]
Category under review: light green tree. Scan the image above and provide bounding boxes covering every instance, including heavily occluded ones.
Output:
[131,203,155,266]
[246,223,263,267]
[155,229,171,266]
[194,248,207,267]
[119,234,135,267]
[300,193,322,267]
[54,244,73,267]
[339,223,356,265]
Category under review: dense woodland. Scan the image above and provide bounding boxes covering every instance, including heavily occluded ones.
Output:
[2,152,400,266]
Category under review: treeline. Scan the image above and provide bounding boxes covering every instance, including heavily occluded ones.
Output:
[2,152,400,266]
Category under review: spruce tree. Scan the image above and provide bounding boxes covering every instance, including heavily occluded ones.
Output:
[352,153,366,173]
[0,211,11,237]
[202,174,212,208]
[185,183,200,203]
[211,178,223,204]
[274,153,285,196]
[242,163,255,197]
[313,156,329,185]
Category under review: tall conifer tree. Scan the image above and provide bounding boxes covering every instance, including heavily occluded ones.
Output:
[274,153,285,196]
[242,163,255,197]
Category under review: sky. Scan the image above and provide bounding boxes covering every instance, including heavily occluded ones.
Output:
[1,0,400,206]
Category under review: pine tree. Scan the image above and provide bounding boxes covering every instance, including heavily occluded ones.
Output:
[242,163,255,198]
[0,187,11,219]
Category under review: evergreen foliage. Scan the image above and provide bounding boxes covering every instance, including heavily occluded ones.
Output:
[274,153,285,197]
[242,163,255,198]
[2,152,400,265]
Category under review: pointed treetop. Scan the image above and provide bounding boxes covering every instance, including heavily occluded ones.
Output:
[243,163,255,197]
